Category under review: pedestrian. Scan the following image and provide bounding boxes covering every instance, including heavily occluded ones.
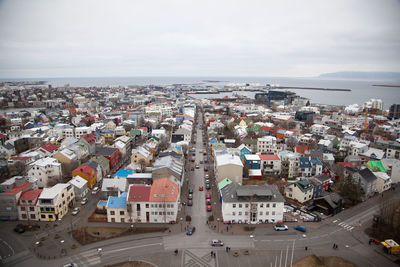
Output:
[211,251,213,257]
[226,226,229,232]
[228,247,231,252]
[333,243,336,249]
[214,252,216,258]
[369,239,372,245]
[226,247,228,252]
[305,246,308,251]
[207,220,209,225]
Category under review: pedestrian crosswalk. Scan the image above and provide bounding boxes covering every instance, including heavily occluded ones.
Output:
[334,221,355,231]
[66,249,102,266]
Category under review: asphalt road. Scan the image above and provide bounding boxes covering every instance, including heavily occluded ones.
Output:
[1,109,399,267]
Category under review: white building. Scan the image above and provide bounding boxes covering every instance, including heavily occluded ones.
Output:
[75,126,92,139]
[38,183,75,221]
[259,154,281,175]
[28,157,62,188]
[363,99,383,111]
[374,172,392,193]
[220,182,285,224]
[17,189,43,221]
[257,136,277,153]
[310,124,330,136]
[214,154,243,183]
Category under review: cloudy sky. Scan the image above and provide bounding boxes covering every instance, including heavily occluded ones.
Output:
[0,0,399,78]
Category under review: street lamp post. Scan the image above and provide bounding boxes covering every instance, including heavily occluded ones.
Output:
[180,217,183,232]
[217,218,220,233]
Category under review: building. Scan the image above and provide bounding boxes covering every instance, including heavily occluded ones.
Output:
[244,154,261,169]
[279,150,300,178]
[94,147,121,172]
[388,104,400,120]
[38,143,59,157]
[131,146,153,166]
[257,136,277,154]
[352,168,377,198]
[299,157,323,177]
[0,176,38,220]
[68,176,89,200]
[17,189,43,221]
[310,124,330,136]
[106,192,129,223]
[220,181,285,224]
[101,178,128,198]
[285,179,314,204]
[72,164,98,189]
[152,155,184,186]
[28,157,62,188]
[214,154,243,183]
[259,154,281,175]
[373,172,392,193]
[124,177,180,223]
[37,183,75,221]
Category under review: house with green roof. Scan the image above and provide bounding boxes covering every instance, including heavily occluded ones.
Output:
[129,129,142,138]
[285,178,314,203]
[218,178,233,191]
[366,160,386,172]
[90,156,110,177]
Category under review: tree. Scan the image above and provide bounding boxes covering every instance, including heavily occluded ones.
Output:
[243,164,249,179]
[9,161,26,177]
[157,136,170,153]
[286,137,298,151]
[181,144,188,158]
[337,175,362,205]
[138,158,147,173]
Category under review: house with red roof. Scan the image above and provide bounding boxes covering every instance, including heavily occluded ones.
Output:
[0,176,38,220]
[72,164,97,189]
[295,145,310,155]
[125,178,180,223]
[38,142,59,157]
[259,154,281,175]
[17,189,43,221]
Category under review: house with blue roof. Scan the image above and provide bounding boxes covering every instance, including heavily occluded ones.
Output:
[114,169,133,178]
[237,144,252,159]
[299,157,323,177]
[106,192,128,223]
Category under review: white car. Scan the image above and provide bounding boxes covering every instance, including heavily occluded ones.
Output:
[71,207,80,216]
[91,187,99,195]
[274,224,288,231]
[81,197,88,205]
[211,240,224,246]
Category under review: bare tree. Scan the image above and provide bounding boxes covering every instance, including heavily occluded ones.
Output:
[9,161,26,177]
[138,158,147,173]
[286,137,298,151]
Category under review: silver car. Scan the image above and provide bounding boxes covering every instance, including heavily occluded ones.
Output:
[71,207,80,216]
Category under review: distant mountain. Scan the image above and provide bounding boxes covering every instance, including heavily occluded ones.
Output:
[318,71,400,80]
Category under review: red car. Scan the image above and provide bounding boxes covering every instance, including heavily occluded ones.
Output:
[205,193,211,199]
[199,186,204,191]
[206,199,211,205]
[207,205,212,212]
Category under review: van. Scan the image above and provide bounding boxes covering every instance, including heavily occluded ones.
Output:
[91,187,99,195]
[274,224,288,231]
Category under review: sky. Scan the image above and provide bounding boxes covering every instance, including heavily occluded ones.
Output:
[0,0,399,78]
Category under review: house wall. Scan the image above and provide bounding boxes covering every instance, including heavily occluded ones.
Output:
[221,201,284,224]
[216,164,243,183]
[38,186,74,221]
[18,205,39,221]
[285,184,313,203]
[107,207,129,223]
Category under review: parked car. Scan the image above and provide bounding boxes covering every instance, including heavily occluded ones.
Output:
[205,183,211,190]
[14,226,25,233]
[63,263,78,267]
[211,240,224,246]
[91,187,99,194]
[274,224,288,231]
[187,199,193,206]
[195,164,200,169]
[205,193,211,199]
[189,188,193,194]
[199,186,204,191]
[205,174,209,179]
[294,225,306,232]
[81,197,88,205]
[206,199,211,205]
[188,193,193,200]
[186,226,196,235]
[72,207,80,216]
[204,167,208,172]
[200,160,203,164]
[207,205,212,212]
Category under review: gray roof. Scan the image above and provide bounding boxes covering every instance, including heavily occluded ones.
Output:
[96,146,119,156]
[358,168,377,183]
[221,182,284,203]
[153,155,183,176]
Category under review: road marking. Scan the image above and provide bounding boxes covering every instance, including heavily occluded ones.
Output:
[338,222,344,226]
[349,227,354,231]
[333,220,338,223]
[0,238,15,258]
[103,243,163,254]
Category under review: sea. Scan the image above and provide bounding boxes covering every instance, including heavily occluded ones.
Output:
[2,76,400,109]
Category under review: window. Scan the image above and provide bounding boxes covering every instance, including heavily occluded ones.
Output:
[110,211,115,215]
[245,204,249,208]
[159,204,162,208]
[120,211,125,215]
[151,212,154,215]
[30,207,34,211]
[21,207,26,211]
[146,204,149,208]
[260,204,264,208]
[48,215,53,219]
[272,211,275,215]
[238,212,242,216]
[239,204,242,208]
[259,212,263,215]
[22,214,27,219]
[272,203,276,208]
[232,204,236,208]
[266,212,269,215]
[31,214,35,219]
[266,204,270,208]
[232,212,236,216]
[245,212,248,216]
[41,214,46,219]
